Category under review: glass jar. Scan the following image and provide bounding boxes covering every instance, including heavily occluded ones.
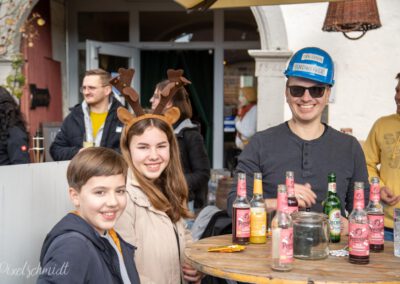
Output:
[292,211,329,260]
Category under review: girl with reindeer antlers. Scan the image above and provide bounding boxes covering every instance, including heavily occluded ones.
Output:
[112,69,203,284]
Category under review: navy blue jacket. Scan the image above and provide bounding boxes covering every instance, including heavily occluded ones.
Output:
[0,126,30,165]
[50,97,123,161]
[37,213,140,284]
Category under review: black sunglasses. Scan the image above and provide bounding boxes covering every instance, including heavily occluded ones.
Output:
[287,85,327,98]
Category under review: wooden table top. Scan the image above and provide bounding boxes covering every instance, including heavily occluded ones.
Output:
[185,234,400,284]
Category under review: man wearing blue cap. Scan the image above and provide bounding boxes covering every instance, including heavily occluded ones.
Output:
[227,47,369,228]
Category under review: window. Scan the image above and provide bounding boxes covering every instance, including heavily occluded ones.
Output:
[224,9,259,41]
[78,12,129,42]
[139,11,213,42]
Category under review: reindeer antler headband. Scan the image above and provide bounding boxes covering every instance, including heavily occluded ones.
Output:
[110,68,191,134]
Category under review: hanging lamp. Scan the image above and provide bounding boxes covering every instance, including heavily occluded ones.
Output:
[322,0,381,40]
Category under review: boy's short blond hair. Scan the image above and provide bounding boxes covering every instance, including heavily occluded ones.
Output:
[67,147,127,192]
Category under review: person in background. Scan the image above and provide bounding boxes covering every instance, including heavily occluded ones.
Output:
[37,147,140,284]
[227,47,370,234]
[235,86,257,150]
[0,87,30,165]
[150,80,210,215]
[363,72,400,241]
[115,74,203,284]
[50,69,123,161]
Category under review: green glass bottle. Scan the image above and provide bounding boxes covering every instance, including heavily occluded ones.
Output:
[323,172,341,243]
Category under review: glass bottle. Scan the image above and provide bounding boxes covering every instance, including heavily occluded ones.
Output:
[232,172,250,244]
[366,177,384,252]
[349,182,369,264]
[271,184,293,271]
[285,171,298,214]
[394,208,400,257]
[207,172,218,205]
[322,172,341,243]
[250,172,267,244]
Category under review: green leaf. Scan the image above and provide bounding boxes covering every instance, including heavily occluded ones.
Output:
[4,53,26,98]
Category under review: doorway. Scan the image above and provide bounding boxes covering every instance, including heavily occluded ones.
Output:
[84,40,140,105]
[140,49,214,159]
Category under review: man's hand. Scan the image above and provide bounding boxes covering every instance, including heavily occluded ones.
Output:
[294,183,317,208]
[381,186,400,206]
[182,262,203,283]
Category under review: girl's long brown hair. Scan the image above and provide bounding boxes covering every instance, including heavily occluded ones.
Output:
[120,118,191,222]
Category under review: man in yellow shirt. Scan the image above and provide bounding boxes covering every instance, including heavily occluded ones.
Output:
[363,73,400,241]
[50,69,124,161]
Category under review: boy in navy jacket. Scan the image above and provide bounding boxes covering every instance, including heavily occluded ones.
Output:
[37,147,140,284]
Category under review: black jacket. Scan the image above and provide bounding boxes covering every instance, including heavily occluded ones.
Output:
[0,126,30,165]
[37,213,140,284]
[50,97,123,161]
[175,119,210,209]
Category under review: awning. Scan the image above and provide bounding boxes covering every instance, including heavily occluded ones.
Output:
[175,0,344,11]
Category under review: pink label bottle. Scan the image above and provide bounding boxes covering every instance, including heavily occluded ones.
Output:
[366,177,384,252]
[271,184,293,271]
[285,171,298,214]
[349,182,370,264]
[232,172,250,244]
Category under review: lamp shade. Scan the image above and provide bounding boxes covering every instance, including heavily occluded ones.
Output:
[322,0,381,40]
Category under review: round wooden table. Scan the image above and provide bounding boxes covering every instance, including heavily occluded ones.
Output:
[185,234,400,283]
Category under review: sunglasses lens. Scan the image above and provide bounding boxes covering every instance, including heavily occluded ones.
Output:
[288,86,326,98]
[289,86,306,97]
[309,87,326,98]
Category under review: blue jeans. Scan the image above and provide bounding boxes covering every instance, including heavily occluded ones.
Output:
[384,227,394,241]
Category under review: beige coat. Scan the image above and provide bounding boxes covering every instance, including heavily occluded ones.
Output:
[115,172,191,284]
